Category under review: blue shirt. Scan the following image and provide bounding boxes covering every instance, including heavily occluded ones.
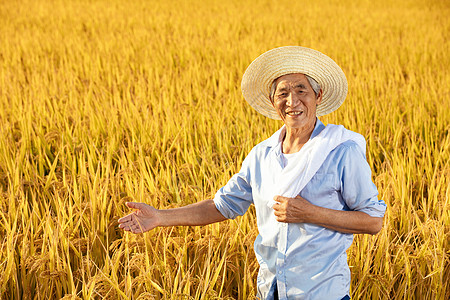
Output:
[213,119,387,300]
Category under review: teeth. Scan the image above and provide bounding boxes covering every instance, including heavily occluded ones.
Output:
[287,111,303,115]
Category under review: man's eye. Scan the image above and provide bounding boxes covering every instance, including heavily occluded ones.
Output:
[277,93,287,97]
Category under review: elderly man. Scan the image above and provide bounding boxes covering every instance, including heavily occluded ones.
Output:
[118,46,387,299]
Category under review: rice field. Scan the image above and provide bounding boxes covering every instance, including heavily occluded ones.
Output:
[0,0,449,299]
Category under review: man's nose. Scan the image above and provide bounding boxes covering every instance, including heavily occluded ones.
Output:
[286,93,300,107]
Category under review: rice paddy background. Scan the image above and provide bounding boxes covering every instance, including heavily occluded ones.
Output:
[0,0,449,299]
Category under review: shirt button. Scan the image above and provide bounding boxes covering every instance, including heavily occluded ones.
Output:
[278,271,282,274]
[283,223,287,227]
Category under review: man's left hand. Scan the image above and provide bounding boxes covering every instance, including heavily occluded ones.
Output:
[272,195,314,223]
[272,195,384,235]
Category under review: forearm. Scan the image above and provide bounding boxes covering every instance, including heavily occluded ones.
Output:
[306,205,383,235]
[157,199,227,227]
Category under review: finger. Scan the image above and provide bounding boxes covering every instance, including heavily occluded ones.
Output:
[274,210,286,217]
[126,202,146,210]
[122,223,140,232]
[118,220,135,228]
[118,213,134,223]
[121,225,131,232]
[131,224,144,234]
[273,195,287,203]
[272,203,280,211]
[273,200,286,208]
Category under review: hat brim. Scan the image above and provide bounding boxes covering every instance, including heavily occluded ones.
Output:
[241,46,348,120]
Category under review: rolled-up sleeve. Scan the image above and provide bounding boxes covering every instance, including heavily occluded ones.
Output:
[213,150,254,219]
[339,142,387,218]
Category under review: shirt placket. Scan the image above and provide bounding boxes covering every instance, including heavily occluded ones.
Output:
[276,222,289,299]
[273,148,289,299]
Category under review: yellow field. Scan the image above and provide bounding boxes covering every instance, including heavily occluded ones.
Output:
[0,0,449,299]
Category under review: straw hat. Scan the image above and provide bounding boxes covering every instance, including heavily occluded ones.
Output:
[241,46,348,119]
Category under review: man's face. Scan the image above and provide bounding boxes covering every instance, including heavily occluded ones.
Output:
[271,73,322,130]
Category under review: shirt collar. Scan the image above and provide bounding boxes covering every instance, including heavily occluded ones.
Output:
[263,118,326,150]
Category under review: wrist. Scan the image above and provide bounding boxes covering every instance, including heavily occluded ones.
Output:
[301,202,322,224]
[155,208,168,227]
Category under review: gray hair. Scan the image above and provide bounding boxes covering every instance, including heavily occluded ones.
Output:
[269,74,321,102]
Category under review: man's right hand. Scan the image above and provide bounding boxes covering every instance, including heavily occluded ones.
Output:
[118,199,227,234]
[118,202,159,233]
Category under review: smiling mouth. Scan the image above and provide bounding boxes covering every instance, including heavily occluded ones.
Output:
[286,111,304,116]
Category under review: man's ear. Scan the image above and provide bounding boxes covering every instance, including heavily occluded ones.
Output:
[316,89,323,105]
